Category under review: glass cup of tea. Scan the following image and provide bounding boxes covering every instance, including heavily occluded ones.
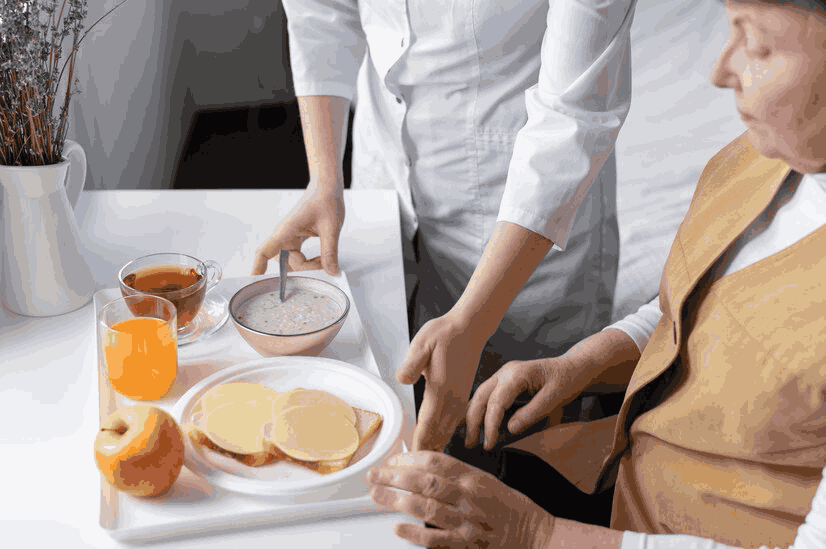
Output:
[99,294,178,401]
[118,253,223,342]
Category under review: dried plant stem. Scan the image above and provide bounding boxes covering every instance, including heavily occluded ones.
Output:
[0,0,127,166]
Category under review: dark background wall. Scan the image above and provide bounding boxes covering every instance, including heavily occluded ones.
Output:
[68,0,356,192]
[173,102,354,190]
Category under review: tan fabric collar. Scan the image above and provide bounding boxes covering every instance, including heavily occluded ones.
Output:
[659,134,793,322]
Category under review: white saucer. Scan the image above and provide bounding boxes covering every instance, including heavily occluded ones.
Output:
[177,293,229,346]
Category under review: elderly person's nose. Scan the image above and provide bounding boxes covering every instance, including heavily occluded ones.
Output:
[711,41,739,90]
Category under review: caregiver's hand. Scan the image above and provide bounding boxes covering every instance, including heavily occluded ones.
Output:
[367,451,556,549]
[251,183,345,276]
[464,356,582,451]
[397,311,485,453]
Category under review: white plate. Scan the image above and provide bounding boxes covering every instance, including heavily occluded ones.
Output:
[169,356,403,498]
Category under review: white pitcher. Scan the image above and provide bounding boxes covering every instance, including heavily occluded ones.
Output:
[0,140,96,316]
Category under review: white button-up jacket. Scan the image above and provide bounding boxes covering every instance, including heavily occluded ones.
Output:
[283,0,638,359]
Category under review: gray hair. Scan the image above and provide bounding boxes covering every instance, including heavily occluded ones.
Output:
[718,0,826,11]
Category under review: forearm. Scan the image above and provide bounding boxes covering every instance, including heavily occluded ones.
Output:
[453,221,554,341]
[537,517,624,549]
[556,327,640,396]
[296,95,351,194]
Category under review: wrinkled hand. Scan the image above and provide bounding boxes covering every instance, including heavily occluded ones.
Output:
[367,451,555,549]
[465,357,581,450]
[251,186,345,276]
[397,312,486,452]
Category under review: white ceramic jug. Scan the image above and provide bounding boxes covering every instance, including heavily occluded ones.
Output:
[0,140,96,316]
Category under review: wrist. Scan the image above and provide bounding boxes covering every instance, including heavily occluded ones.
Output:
[560,330,639,395]
[306,176,344,198]
[531,511,557,549]
[447,303,498,346]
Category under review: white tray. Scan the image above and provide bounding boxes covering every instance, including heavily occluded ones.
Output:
[94,271,406,543]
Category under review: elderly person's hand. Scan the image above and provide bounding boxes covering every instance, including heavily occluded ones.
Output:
[251,183,345,277]
[464,357,578,451]
[465,329,642,450]
[367,451,556,549]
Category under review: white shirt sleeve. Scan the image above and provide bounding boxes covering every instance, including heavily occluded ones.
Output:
[620,467,826,549]
[621,534,739,549]
[497,0,638,249]
[281,0,367,101]
[603,296,662,353]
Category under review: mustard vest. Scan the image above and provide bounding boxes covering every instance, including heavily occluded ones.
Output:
[508,134,826,548]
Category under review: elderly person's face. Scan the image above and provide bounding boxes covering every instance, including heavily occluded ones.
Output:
[712,1,826,173]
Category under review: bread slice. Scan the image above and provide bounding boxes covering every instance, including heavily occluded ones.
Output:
[270,407,360,461]
[187,406,384,475]
[187,423,278,467]
[314,407,384,474]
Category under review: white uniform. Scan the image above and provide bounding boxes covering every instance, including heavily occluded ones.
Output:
[283,0,638,382]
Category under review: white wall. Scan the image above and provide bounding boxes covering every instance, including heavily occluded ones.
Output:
[611,0,748,319]
[68,0,292,190]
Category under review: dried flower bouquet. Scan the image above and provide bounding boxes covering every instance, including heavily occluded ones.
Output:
[0,0,125,166]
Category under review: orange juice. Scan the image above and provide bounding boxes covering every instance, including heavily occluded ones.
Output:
[104,317,177,400]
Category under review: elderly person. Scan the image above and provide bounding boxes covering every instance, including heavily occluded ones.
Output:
[252,0,638,457]
[365,0,826,547]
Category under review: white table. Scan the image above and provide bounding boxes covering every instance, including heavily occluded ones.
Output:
[0,189,418,548]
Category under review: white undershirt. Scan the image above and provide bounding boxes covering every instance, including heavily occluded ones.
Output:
[607,172,826,549]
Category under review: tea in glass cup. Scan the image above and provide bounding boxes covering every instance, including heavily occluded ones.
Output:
[118,253,222,338]
[99,294,177,401]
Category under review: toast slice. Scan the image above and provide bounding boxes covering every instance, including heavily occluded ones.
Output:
[187,406,384,474]
[187,423,279,467]
[314,407,384,474]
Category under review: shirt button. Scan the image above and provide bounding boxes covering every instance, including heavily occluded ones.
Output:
[406,156,412,167]
[401,38,405,47]
[396,96,402,104]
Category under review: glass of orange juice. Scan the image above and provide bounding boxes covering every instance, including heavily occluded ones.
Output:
[99,294,178,401]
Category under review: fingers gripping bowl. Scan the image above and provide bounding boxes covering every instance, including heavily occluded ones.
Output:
[230,276,350,357]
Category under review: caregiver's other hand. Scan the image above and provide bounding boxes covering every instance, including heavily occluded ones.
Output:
[465,356,581,451]
[251,183,345,277]
[367,451,556,549]
[397,311,485,453]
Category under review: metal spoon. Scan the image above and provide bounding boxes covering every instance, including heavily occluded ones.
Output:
[279,250,289,302]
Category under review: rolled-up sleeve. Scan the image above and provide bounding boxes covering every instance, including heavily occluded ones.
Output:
[281,0,367,101]
[498,0,637,249]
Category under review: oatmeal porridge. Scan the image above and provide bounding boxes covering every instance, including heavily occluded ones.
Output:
[236,289,342,335]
